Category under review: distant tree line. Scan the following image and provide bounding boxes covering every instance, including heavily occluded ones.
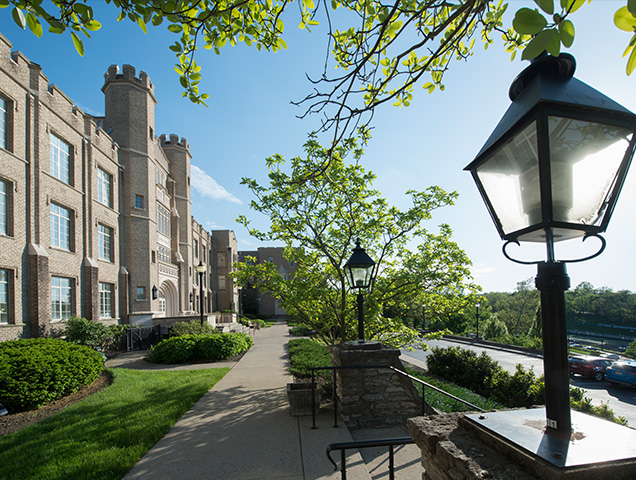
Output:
[415,280,636,347]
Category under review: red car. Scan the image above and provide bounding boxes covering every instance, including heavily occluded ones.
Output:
[568,355,613,381]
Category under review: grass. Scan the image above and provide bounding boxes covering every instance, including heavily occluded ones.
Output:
[405,367,502,413]
[0,367,228,480]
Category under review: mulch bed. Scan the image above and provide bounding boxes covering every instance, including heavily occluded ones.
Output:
[0,371,113,437]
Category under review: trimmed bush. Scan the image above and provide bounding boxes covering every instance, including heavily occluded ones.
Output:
[289,325,314,337]
[148,333,253,364]
[288,338,332,380]
[171,320,217,337]
[0,338,104,412]
[426,346,543,408]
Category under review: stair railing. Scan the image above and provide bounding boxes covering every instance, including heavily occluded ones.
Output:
[326,436,415,480]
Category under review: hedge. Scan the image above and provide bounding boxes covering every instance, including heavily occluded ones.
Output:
[0,338,104,412]
[426,346,544,408]
[148,332,253,364]
[288,338,332,385]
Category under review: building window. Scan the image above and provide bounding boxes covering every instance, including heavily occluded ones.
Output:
[218,275,226,290]
[0,178,9,236]
[218,253,226,268]
[50,203,71,250]
[51,276,72,321]
[193,239,198,257]
[136,286,146,300]
[0,268,9,323]
[0,96,7,150]
[157,203,170,236]
[155,168,166,188]
[135,195,144,209]
[98,224,113,262]
[201,247,205,263]
[50,133,71,184]
[99,282,114,318]
[97,167,113,208]
[157,245,171,263]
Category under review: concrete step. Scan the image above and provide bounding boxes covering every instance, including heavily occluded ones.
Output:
[350,426,422,480]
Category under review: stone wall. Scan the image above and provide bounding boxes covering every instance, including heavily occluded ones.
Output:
[329,342,422,429]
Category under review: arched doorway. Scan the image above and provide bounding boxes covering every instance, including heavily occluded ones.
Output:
[159,280,179,317]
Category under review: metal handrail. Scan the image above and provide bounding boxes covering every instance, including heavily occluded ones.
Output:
[326,437,415,480]
[308,364,484,429]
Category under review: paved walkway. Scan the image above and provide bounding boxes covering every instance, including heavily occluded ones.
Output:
[108,321,373,480]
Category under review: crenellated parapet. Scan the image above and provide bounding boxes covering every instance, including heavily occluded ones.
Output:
[160,133,190,152]
[103,64,155,97]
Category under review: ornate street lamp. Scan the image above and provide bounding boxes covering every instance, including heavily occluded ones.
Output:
[465,53,636,437]
[344,239,376,342]
[196,261,206,326]
[475,302,480,339]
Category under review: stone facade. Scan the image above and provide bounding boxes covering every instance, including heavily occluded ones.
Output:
[0,33,240,338]
[238,246,298,317]
[329,342,422,429]
[212,230,239,312]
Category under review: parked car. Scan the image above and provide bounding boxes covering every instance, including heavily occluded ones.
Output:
[600,353,621,361]
[606,361,636,387]
[568,355,613,381]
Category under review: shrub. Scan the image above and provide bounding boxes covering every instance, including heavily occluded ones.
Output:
[171,320,216,337]
[288,338,332,386]
[148,333,253,364]
[289,325,314,337]
[0,338,104,412]
[427,346,542,408]
[59,315,130,351]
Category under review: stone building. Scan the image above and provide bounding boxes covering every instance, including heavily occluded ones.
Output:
[238,247,298,318]
[0,33,238,340]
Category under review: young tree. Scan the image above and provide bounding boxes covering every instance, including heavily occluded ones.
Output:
[4,1,635,144]
[234,132,478,346]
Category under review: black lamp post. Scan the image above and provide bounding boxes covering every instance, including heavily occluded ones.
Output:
[475,302,480,339]
[344,239,376,342]
[196,261,206,326]
[465,53,636,437]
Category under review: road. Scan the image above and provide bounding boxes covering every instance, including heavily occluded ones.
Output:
[401,338,636,427]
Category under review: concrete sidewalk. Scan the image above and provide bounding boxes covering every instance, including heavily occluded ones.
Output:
[113,321,372,480]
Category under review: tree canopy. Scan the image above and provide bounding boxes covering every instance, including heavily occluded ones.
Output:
[234,132,478,345]
[4,1,635,146]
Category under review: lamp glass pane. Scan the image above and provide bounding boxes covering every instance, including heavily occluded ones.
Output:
[548,116,633,227]
[348,266,372,289]
[476,122,541,235]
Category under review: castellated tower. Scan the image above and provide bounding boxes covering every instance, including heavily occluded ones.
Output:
[102,65,161,323]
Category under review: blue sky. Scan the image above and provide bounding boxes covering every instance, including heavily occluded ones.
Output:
[1,1,635,293]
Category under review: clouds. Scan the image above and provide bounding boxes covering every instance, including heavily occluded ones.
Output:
[191,165,242,204]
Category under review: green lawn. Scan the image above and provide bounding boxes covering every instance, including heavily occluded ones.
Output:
[0,367,228,480]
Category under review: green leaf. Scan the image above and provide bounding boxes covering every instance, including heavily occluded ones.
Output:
[26,12,42,37]
[70,31,85,56]
[615,6,636,32]
[85,20,101,32]
[168,24,183,33]
[0,0,10,8]
[12,7,26,29]
[522,28,554,60]
[546,28,561,56]
[627,41,636,75]
[630,0,636,17]
[137,15,147,34]
[560,0,585,14]
[513,8,548,35]
[534,0,554,15]
[558,19,574,47]
[303,0,315,9]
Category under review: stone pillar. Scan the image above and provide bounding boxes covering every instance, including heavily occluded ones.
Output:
[27,243,50,337]
[82,257,99,320]
[329,342,421,429]
[119,267,129,323]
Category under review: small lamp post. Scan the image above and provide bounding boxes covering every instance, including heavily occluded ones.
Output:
[344,239,376,342]
[196,261,206,326]
[475,302,480,339]
[465,53,636,437]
